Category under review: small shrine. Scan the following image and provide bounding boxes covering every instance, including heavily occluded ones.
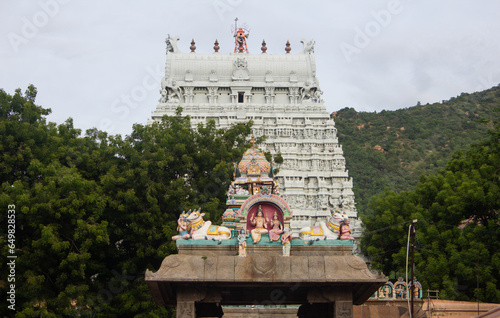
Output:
[146,143,386,318]
[225,139,293,244]
[370,277,423,300]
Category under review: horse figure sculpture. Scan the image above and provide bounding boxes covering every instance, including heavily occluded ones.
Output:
[299,211,347,240]
[186,209,232,241]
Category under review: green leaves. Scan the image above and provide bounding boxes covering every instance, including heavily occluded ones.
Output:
[361,123,500,303]
[0,86,252,316]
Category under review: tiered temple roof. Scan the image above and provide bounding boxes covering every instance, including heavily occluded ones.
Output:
[150,32,361,251]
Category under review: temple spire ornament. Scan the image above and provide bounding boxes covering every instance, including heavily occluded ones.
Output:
[233,17,249,53]
[261,40,267,53]
[213,39,220,53]
[190,39,196,53]
[285,40,291,53]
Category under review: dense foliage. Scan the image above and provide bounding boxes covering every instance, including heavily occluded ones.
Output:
[334,84,500,213]
[360,116,500,302]
[0,86,252,317]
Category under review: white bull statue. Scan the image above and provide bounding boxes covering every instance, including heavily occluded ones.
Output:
[186,210,232,241]
[299,212,347,240]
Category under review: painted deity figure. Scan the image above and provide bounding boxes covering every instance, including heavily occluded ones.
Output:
[268,211,283,242]
[172,212,190,241]
[250,205,268,243]
[238,229,247,257]
[281,228,293,256]
[339,218,355,241]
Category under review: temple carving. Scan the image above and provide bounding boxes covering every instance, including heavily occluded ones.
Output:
[151,30,362,249]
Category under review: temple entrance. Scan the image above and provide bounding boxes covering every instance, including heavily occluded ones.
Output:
[146,244,386,318]
[146,144,385,317]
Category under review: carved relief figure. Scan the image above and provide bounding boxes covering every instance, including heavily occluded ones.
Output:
[312,89,323,103]
[238,229,247,257]
[248,162,260,175]
[250,205,268,243]
[394,277,407,299]
[300,39,315,54]
[165,34,180,53]
[235,185,249,195]
[172,212,190,241]
[339,218,355,241]
[281,228,292,256]
[268,211,283,242]
[166,80,183,101]
[232,57,250,80]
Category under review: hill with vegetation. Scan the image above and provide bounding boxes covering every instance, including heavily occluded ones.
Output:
[335,85,500,303]
[333,84,500,214]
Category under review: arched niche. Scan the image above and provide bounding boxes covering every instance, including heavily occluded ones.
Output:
[238,193,293,232]
[246,203,284,233]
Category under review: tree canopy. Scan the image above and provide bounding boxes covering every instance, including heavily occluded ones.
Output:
[361,122,500,303]
[0,86,252,316]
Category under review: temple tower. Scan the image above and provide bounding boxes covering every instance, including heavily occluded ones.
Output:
[151,33,361,242]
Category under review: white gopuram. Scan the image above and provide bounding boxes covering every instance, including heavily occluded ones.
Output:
[151,33,362,244]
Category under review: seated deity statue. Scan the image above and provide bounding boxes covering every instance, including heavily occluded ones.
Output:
[250,205,268,243]
[268,211,283,242]
[339,218,355,241]
[172,212,190,241]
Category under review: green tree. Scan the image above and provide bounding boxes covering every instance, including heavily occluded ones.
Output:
[0,88,252,317]
[361,123,500,303]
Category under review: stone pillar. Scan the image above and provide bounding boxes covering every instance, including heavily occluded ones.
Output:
[334,301,353,318]
[177,301,196,318]
[176,285,223,318]
[304,287,353,318]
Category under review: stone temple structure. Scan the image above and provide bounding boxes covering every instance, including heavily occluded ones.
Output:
[146,141,386,317]
[150,31,361,244]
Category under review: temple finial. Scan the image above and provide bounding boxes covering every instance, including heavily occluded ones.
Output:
[190,39,196,53]
[261,40,267,53]
[214,39,219,53]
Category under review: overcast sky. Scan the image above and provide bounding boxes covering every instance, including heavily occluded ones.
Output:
[1,1,499,136]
